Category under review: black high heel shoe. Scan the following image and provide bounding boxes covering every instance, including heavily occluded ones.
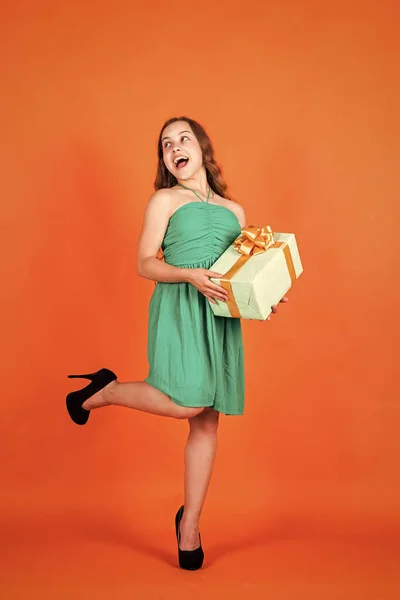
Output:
[175,505,204,570]
[66,368,117,425]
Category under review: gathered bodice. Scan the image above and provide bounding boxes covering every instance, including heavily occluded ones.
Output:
[162,201,242,268]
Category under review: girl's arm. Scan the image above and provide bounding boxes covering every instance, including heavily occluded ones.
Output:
[136,189,191,283]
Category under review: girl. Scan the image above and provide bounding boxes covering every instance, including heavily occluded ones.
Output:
[65,116,288,571]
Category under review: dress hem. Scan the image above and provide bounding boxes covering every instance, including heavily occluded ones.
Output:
[144,377,244,416]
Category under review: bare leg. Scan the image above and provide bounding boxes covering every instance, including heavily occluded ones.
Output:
[179,408,220,550]
[81,380,205,420]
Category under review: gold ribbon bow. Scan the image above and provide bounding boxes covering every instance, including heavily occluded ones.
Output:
[219,225,296,318]
[233,224,276,257]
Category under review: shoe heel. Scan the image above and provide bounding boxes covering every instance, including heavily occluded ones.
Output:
[68,372,97,381]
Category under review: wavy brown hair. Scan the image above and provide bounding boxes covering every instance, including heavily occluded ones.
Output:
[154,116,234,201]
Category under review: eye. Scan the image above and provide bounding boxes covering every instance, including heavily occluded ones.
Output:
[181,135,189,142]
[164,141,170,148]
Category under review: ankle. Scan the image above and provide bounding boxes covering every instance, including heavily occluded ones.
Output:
[102,380,118,405]
[182,509,200,527]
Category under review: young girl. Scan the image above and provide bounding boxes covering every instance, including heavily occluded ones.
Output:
[65,116,287,571]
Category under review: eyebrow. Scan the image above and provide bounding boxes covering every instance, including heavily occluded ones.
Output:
[161,130,192,142]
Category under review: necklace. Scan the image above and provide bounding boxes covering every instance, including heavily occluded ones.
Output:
[177,182,213,204]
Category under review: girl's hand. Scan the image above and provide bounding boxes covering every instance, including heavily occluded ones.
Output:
[263,296,289,321]
[187,269,230,304]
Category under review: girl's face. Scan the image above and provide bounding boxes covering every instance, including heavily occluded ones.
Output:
[161,121,203,180]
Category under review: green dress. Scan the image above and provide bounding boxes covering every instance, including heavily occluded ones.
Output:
[144,199,245,415]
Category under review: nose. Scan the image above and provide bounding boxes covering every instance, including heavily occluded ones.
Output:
[173,145,181,153]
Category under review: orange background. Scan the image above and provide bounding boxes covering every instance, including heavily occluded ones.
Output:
[1,1,399,598]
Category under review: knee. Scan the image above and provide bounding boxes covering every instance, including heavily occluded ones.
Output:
[189,408,220,434]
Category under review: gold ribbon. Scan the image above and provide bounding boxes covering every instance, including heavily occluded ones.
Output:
[233,225,276,256]
[219,225,297,318]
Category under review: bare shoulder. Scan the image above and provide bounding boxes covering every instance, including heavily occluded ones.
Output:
[231,201,246,227]
[216,195,246,227]
[146,186,189,217]
[145,187,174,211]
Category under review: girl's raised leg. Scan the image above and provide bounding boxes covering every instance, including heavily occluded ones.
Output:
[81,379,204,419]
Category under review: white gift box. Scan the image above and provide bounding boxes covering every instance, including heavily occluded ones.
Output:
[208,228,303,320]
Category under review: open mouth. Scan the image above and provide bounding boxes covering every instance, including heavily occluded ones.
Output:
[174,156,189,170]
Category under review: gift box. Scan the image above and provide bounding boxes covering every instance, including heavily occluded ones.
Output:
[208,225,303,320]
